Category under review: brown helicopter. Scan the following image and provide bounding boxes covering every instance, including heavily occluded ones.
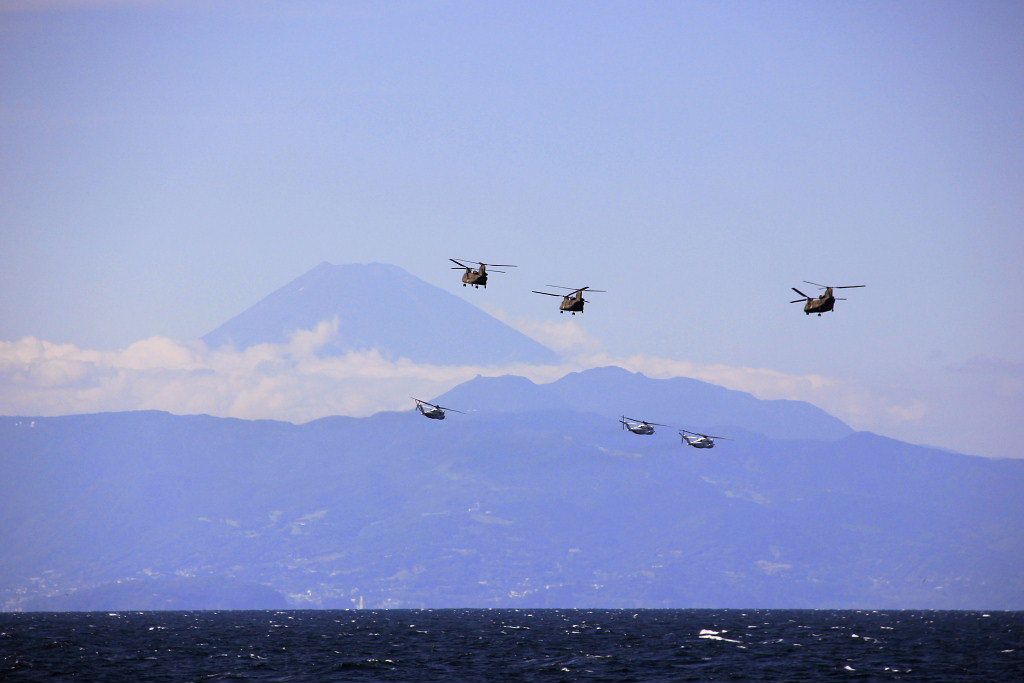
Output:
[790,281,866,315]
[531,285,606,315]
[449,259,516,288]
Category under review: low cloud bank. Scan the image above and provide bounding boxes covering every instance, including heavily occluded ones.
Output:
[1,318,926,440]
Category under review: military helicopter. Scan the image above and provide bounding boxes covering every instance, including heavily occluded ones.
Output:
[619,416,669,435]
[449,259,517,288]
[531,285,605,314]
[678,428,732,449]
[412,398,466,420]
[790,281,866,315]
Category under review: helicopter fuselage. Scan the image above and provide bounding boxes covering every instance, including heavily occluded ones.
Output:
[560,295,585,314]
[625,423,655,435]
[683,436,715,448]
[461,269,488,287]
[804,287,836,315]
[417,405,446,419]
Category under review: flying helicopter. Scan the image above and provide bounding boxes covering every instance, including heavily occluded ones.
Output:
[412,398,466,420]
[531,285,605,314]
[678,428,732,449]
[449,259,517,288]
[790,281,866,315]
[619,416,669,435]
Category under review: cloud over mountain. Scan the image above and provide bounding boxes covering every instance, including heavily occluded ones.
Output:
[1,320,924,440]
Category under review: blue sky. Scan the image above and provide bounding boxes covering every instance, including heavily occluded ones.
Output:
[1,1,1022,457]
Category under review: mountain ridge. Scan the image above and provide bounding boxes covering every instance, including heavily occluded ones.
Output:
[433,366,851,442]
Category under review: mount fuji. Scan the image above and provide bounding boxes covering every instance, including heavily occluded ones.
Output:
[202,262,559,366]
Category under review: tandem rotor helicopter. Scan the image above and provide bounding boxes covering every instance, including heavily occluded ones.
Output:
[412,398,466,420]
[678,428,732,449]
[449,259,517,288]
[531,285,606,315]
[619,416,669,435]
[790,281,866,315]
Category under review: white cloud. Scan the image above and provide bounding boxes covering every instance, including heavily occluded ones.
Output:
[0,316,928,444]
[483,308,927,435]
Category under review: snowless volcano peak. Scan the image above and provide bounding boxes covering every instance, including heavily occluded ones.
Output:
[202,262,560,366]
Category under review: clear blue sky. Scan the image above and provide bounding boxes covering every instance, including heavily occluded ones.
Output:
[1,1,1022,457]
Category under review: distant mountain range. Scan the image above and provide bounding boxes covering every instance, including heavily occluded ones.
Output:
[3,367,1021,611]
[202,262,560,366]
[435,367,851,442]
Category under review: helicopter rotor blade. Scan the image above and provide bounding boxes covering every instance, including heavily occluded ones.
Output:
[544,285,607,293]
[791,288,812,299]
[833,285,866,289]
[532,290,563,297]
[789,299,807,304]
[437,406,467,414]
[411,397,439,409]
[488,269,507,274]
[456,259,517,268]
[449,258,470,268]
[679,426,732,440]
[803,280,828,289]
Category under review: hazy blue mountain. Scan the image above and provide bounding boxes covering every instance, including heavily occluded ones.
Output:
[3,369,1021,611]
[23,577,288,612]
[201,262,559,366]
[435,366,852,441]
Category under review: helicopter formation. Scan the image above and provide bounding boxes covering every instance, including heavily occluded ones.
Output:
[618,417,730,448]
[446,258,864,318]
[414,402,729,451]
[412,257,866,452]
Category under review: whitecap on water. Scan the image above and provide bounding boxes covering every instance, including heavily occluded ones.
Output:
[699,629,741,643]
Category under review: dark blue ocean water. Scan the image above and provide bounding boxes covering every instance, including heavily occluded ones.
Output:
[1,609,1021,681]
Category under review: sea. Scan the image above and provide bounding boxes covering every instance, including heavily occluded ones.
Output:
[2,609,1022,681]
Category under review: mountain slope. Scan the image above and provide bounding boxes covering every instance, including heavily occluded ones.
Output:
[2,404,1021,611]
[202,262,559,366]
